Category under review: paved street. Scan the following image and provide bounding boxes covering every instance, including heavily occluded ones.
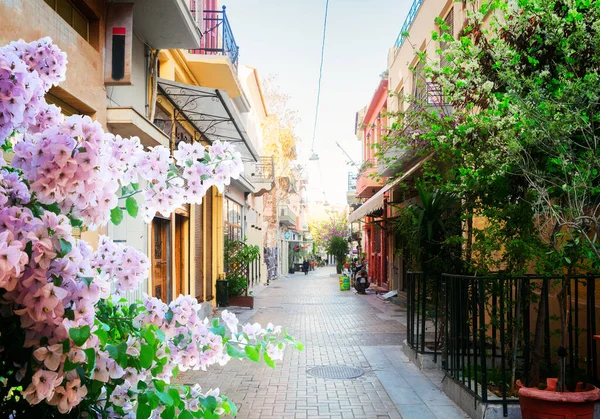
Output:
[177,267,469,419]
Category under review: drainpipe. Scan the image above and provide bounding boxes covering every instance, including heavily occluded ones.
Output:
[147,49,160,122]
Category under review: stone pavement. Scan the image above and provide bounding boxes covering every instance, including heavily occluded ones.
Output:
[176,267,469,419]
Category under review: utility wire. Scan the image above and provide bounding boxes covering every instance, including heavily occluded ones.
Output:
[310,0,330,153]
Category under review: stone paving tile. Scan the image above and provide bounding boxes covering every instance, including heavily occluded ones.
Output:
[175,267,468,418]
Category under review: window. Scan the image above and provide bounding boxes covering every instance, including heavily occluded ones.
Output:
[413,59,426,102]
[224,198,243,241]
[44,0,89,41]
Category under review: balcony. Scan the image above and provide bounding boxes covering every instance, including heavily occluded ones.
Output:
[394,0,424,55]
[378,82,451,177]
[247,156,274,183]
[132,0,202,49]
[188,6,239,69]
[279,206,297,227]
[356,160,384,198]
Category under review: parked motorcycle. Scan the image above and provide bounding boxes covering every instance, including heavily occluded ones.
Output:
[352,264,370,294]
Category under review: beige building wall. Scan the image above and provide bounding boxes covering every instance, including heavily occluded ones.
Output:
[0,0,107,124]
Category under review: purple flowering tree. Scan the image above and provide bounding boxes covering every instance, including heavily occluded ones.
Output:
[0,38,302,417]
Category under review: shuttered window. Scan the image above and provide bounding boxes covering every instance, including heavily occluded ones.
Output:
[44,0,89,42]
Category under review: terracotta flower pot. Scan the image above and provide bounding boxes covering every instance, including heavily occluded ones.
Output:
[517,379,600,419]
[227,295,254,309]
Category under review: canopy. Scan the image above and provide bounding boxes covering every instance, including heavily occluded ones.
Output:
[348,155,431,223]
[157,78,259,162]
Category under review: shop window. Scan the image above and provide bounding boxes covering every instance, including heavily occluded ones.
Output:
[224,198,243,241]
[44,0,90,42]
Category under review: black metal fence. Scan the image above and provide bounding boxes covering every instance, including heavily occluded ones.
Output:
[441,273,600,416]
[406,272,442,361]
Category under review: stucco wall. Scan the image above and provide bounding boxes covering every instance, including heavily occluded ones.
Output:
[0,0,107,124]
[107,33,148,116]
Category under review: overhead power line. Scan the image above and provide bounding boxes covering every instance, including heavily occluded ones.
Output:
[310,0,330,155]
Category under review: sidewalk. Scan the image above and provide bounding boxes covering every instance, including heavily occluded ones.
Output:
[177,267,469,418]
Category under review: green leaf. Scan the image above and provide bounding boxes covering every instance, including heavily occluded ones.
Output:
[263,351,275,369]
[245,345,260,363]
[140,344,154,369]
[126,197,139,217]
[80,277,93,287]
[143,328,156,346]
[210,325,226,337]
[63,358,78,372]
[106,342,128,367]
[69,325,91,347]
[212,318,219,328]
[178,411,194,419]
[203,396,218,411]
[161,406,175,419]
[226,344,247,359]
[156,389,174,406]
[168,388,181,408]
[84,348,96,374]
[165,308,174,324]
[59,238,72,255]
[110,206,124,225]
[137,400,152,419]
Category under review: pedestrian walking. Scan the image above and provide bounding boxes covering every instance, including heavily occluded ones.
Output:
[302,260,309,275]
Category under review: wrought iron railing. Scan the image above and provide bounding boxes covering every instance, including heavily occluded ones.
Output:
[406,272,442,362]
[248,156,274,183]
[442,273,600,416]
[394,0,424,54]
[188,6,240,69]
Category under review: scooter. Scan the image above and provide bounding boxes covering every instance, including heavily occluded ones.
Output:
[352,264,370,294]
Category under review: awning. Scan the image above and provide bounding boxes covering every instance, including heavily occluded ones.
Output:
[348,155,432,223]
[157,78,259,162]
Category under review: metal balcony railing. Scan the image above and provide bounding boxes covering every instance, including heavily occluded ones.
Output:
[394,0,424,54]
[188,6,240,69]
[248,156,275,183]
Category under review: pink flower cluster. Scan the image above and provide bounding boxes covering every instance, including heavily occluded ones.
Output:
[13,115,120,228]
[92,236,150,294]
[0,205,109,412]
[0,37,291,417]
[0,37,66,141]
[137,295,230,373]
[140,141,244,222]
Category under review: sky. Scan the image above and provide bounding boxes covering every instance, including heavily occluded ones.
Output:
[224,0,411,206]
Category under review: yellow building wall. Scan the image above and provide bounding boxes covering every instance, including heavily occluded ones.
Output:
[153,49,226,305]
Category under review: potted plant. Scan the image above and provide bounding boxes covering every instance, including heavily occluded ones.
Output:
[327,236,349,275]
[225,238,260,308]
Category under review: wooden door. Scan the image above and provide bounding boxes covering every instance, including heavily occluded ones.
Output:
[152,218,170,302]
[175,214,187,298]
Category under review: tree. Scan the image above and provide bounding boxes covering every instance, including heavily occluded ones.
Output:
[327,236,350,274]
[380,0,600,391]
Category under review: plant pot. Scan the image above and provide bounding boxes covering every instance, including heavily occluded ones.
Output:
[228,295,254,309]
[517,379,600,419]
[216,280,229,307]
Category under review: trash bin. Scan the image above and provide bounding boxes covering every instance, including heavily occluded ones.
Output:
[216,280,229,307]
[339,275,350,291]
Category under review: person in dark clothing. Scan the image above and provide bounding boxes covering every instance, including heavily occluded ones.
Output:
[302,260,309,275]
